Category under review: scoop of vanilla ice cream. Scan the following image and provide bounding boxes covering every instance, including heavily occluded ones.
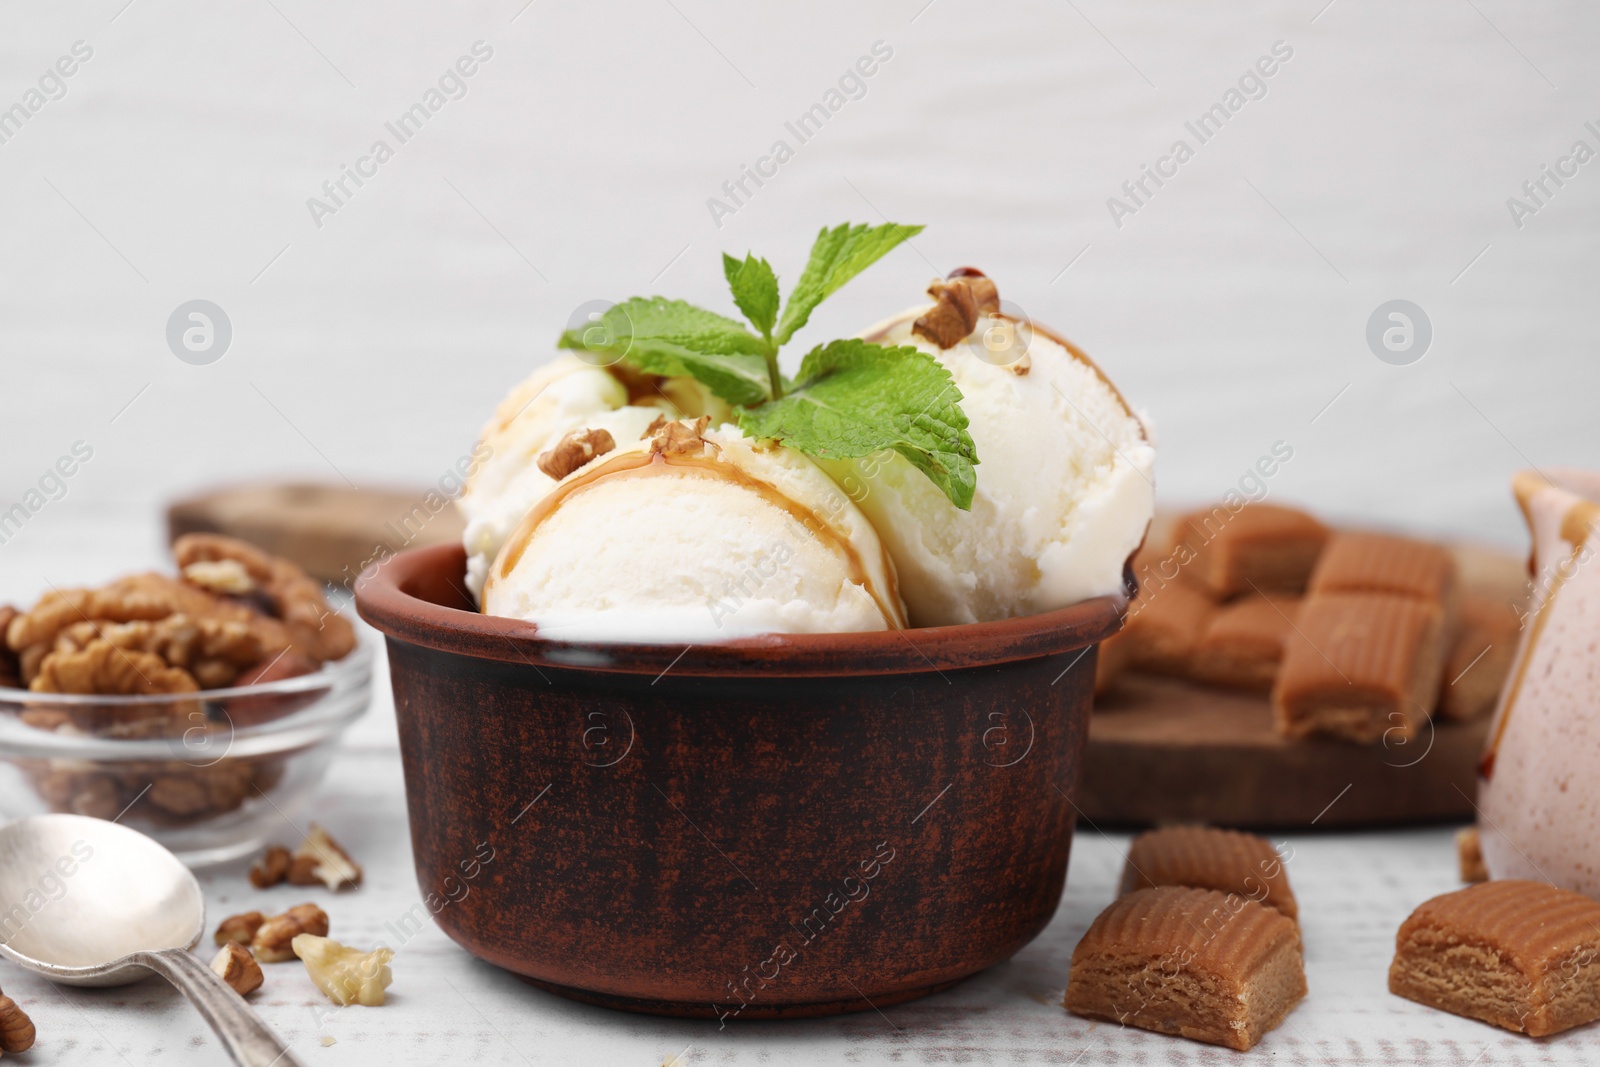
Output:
[822,298,1155,627]
[458,356,727,598]
[480,422,907,642]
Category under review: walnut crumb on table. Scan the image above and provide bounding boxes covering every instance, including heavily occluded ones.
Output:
[210,942,264,997]
[293,935,395,1007]
[248,825,362,891]
[0,993,35,1053]
[251,903,330,963]
[214,911,266,946]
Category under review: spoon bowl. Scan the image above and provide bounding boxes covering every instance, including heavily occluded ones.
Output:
[0,814,202,985]
[0,815,305,1065]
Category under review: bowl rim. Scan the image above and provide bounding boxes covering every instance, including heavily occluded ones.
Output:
[0,635,374,761]
[355,542,1125,678]
[0,632,374,707]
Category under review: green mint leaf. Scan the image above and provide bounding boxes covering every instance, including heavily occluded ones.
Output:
[774,222,924,346]
[558,297,772,406]
[736,339,978,510]
[721,252,780,341]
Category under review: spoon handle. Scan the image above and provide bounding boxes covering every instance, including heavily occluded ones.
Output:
[136,948,309,1067]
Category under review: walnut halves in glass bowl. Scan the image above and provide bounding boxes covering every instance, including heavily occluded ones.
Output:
[0,535,371,864]
[0,638,371,864]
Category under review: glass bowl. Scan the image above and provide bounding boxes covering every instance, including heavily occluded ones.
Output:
[0,637,372,866]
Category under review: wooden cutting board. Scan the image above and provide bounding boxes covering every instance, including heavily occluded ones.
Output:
[167,483,464,586]
[1075,539,1524,829]
[1077,675,1490,828]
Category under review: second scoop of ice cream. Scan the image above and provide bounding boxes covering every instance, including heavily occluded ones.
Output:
[825,273,1155,627]
[481,419,907,642]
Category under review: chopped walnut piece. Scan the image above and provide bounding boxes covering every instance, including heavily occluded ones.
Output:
[211,941,264,996]
[250,845,292,888]
[912,269,1000,349]
[31,642,199,696]
[191,658,236,690]
[215,911,267,946]
[645,415,714,458]
[69,774,120,819]
[174,534,356,663]
[287,854,319,886]
[8,572,303,682]
[7,574,185,652]
[146,775,211,817]
[17,643,48,686]
[182,559,256,597]
[52,615,266,684]
[289,824,362,891]
[537,427,617,480]
[293,935,395,1007]
[32,769,121,819]
[146,763,254,818]
[0,994,35,1053]
[251,903,330,963]
[18,707,70,731]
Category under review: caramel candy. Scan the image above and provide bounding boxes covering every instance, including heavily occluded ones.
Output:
[1272,593,1448,743]
[1307,531,1457,607]
[1389,880,1600,1036]
[1456,827,1487,883]
[1190,595,1301,691]
[1065,886,1306,1050]
[1438,593,1520,722]
[1121,826,1297,919]
[1174,504,1329,599]
[1121,582,1217,676]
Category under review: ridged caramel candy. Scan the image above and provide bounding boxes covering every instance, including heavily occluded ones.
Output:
[1121,581,1216,677]
[1308,531,1457,608]
[1190,595,1301,691]
[1065,886,1306,1050]
[1272,592,1448,743]
[1174,504,1329,599]
[1389,880,1600,1036]
[1120,826,1297,920]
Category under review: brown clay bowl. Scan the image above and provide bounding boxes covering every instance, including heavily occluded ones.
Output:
[356,542,1120,1019]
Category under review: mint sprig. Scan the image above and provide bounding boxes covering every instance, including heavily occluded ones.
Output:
[774,222,923,345]
[722,252,779,342]
[557,221,979,510]
[557,297,772,405]
[737,340,978,510]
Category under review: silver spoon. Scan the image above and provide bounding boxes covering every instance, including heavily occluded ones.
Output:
[0,814,306,1067]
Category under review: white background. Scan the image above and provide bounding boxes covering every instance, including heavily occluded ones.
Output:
[1,1,1598,1063]
[3,0,1598,596]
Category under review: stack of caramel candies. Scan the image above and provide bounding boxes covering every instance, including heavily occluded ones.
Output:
[1099,503,1519,743]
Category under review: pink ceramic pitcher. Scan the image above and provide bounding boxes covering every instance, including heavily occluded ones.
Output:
[1478,468,1600,894]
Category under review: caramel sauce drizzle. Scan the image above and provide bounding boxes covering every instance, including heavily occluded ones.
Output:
[488,450,906,630]
[1480,479,1600,780]
[862,305,1149,445]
